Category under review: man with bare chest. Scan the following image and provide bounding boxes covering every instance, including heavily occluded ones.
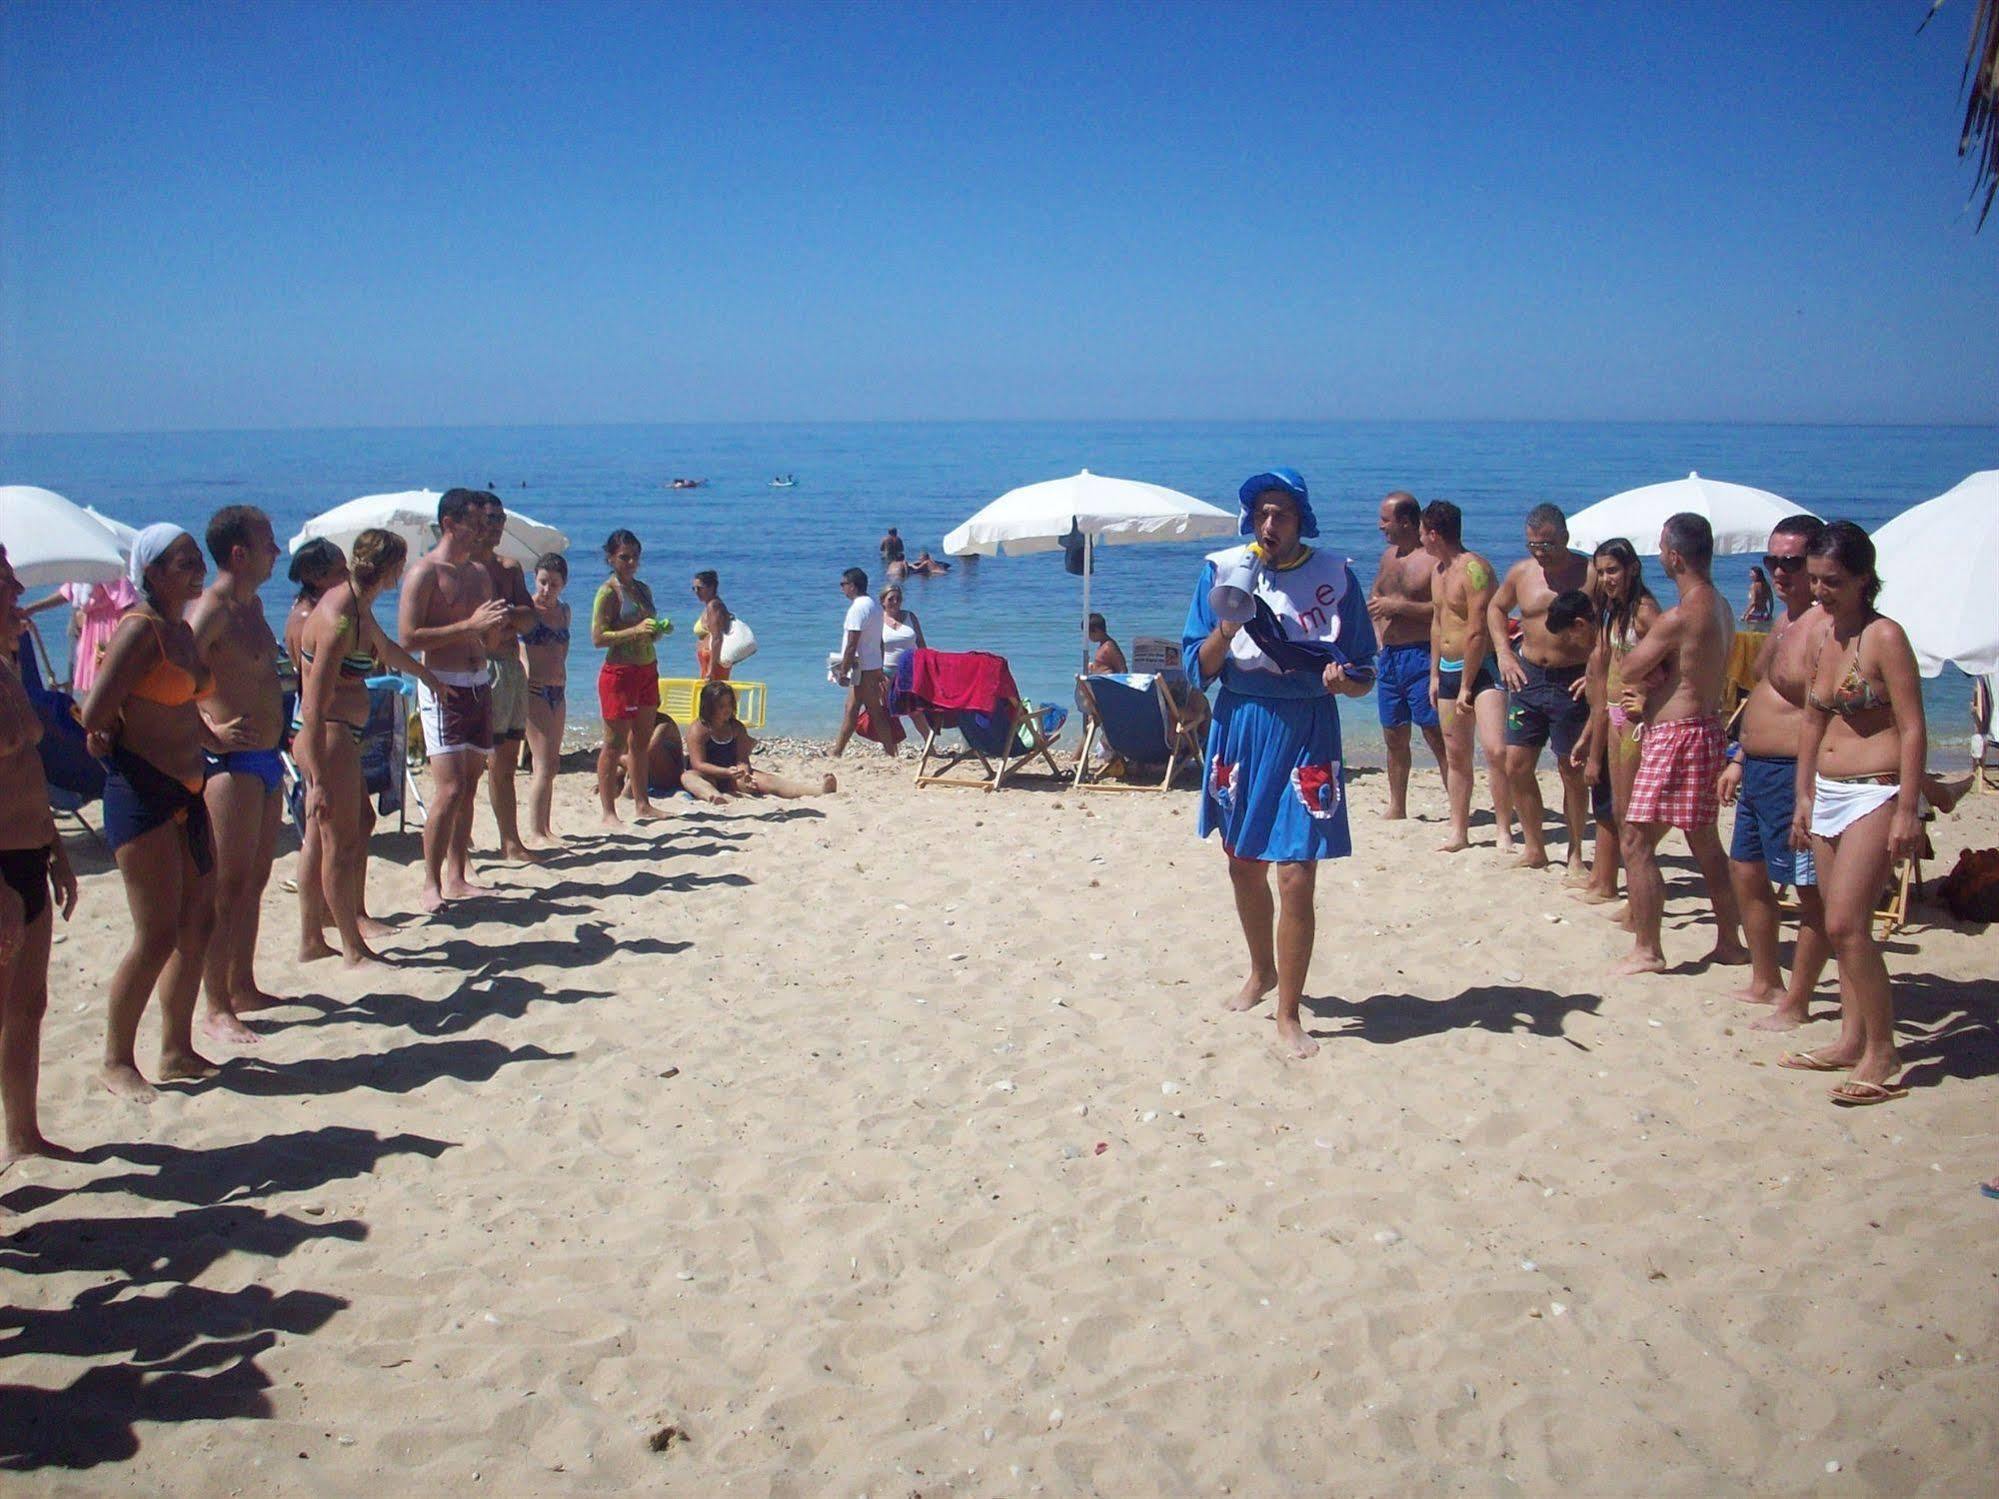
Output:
[400,488,508,912]
[1422,500,1514,854]
[1719,515,1832,1028]
[1367,492,1448,819]
[1489,503,1596,874]
[190,506,286,1044]
[1612,512,1748,975]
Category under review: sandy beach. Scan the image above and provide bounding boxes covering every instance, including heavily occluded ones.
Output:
[3,754,1996,1494]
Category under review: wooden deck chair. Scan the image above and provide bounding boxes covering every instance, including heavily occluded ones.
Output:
[904,649,1065,791]
[1072,673,1205,791]
[1873,811,1934,937]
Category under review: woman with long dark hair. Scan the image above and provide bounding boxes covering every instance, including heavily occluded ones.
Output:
[1577,538,1661,908]
[1782,520,1925,1105]
[1741,565,1773,625]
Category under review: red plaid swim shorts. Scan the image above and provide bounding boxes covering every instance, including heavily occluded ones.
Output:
[1627,714,1724,829]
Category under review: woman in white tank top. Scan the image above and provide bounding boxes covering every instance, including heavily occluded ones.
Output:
[879,583,931,737]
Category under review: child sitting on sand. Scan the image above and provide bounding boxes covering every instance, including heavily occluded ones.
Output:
[682,682,837,805]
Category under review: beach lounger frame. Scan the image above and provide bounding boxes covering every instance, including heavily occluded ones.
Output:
[914,702,1065,792]
[1070,673,1205,792]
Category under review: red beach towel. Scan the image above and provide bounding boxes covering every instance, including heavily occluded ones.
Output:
[906,649,1015,714]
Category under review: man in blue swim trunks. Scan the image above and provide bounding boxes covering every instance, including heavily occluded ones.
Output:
[1367,492,1448,819]
[1719,515,1832,1031]
[190,505,288,1044]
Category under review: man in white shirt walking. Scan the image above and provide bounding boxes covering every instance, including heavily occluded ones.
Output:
[832,567,897,757]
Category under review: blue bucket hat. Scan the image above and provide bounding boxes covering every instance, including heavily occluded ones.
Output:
[1238,467,1318,538]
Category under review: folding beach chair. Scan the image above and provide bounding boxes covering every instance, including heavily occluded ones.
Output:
[1874,812,1934,938]
[902,648,1066,791]
[16,628,105,844]
[1072,672,1206,792]
[282,676,426,833]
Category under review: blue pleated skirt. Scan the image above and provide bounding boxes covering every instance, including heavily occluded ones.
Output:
[1197,687,1351,863]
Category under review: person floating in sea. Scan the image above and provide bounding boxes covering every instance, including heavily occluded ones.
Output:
[1422,500,1513,853]
[82,525,221,1098]
[188,506,288,1043]
[473,493,543,864]
[880,526,905,572]
[1719,516,1832,1030]
[1085,613,1126,674]
[1489,503,1596,876]
[1610,512,1748,977]
[1182,468,1377,1061]
[1366,490,1448,820]
[0,544,80,1164]
[400,488,508,910]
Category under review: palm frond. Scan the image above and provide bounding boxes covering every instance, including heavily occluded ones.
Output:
[1928,0,1999,226]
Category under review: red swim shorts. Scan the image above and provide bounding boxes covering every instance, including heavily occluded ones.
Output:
[1627,714,1724,829]
[597,661,660,723]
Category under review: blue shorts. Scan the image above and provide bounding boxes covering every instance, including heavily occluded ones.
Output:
[1375,641,1438,730]
[1730,754,1817,888]
[205,746,286,794]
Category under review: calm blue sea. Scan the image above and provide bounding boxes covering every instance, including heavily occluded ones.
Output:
[5,421,1993,764]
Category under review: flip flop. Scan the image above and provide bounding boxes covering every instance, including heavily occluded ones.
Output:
[1830,1079,1908,1107]
[1778,1049,1846,1072]
[1981,1182,1999,1201]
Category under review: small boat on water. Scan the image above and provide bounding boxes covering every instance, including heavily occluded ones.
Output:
[769,475,796,489]
[667,477,706,490]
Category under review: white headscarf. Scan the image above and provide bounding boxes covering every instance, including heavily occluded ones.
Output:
[128,523,191,591]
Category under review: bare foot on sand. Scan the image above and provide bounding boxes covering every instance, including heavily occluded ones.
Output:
[1226,969,1276,1012]
[1749,1006,1809,1033]
[1732,979,1784,1005]
[1437,836,1472,854]
[1379,805,1408,821]
[340,947,393,974]
[299,935,341,963]
[419,885,448,913]
[2,1133,75,1167]
[158,1047,220,1082]
[499,842,545,864]
[1613,903,1635,931]
[1611,950,1668,977]
[1511,851,1549,870]
[632,802,662,822]
[1571,887,1619,906]
[357,916,397,940]
[199,1010,262,1045]
[599,811,623,830]
[822,774,838,794]
[100,1062,158,1102]
[1275,1015,1320,1059]
[1704,942,1751,968]
[446,875,494,898]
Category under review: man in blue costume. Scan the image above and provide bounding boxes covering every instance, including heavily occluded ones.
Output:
[1182,469,1378,1059]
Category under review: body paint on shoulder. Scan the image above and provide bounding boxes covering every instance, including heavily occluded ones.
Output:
[1466,558,1493,591]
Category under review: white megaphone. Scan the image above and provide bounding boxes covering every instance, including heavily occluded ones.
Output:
[1209,554,1262,625]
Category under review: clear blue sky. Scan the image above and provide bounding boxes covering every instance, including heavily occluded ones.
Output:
[3,0,1995,432]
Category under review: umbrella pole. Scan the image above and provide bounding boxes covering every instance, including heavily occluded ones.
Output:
[1081,530,1093,672]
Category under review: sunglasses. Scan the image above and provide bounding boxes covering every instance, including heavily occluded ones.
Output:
[1525,539,1563,553]
[1761,553,1807,573]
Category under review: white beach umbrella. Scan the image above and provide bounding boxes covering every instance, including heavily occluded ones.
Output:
[1566,472,1813,557]
[0,485,128,586]
[83,505,142,559]
[289,490,568,568]
[1872,469,1999,677]
[943,470,1237,667]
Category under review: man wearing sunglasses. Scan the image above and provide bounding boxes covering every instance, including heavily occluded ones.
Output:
[1718,515,1833,1029]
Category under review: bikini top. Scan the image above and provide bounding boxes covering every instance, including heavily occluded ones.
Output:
[299,612,377,680]
[522,611,570,648]
[121,612,206,706]
[1807,629,1887,718]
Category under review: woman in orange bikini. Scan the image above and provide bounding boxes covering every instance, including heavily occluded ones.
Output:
[296,529,437,969]
[81,525,222,1099]
[1783,521,1926,1106]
